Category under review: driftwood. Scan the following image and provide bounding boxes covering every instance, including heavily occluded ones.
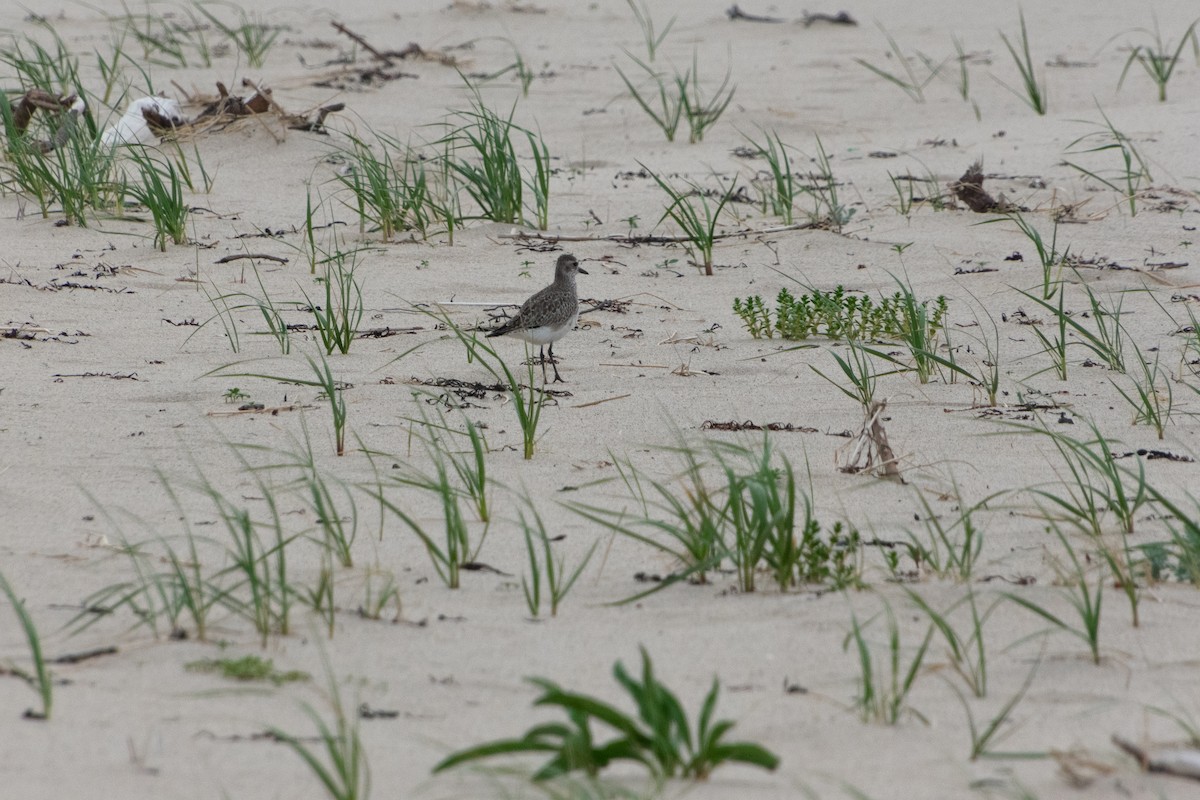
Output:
[6,90,84,153]
[949,161,1020,213]
[1113,735,1200,782]
[801,11,857,27]
[9,89,73,135]
[726,5,782,23]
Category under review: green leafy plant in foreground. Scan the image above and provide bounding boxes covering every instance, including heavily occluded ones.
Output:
[734,285,947,343]
[433,646,779,781]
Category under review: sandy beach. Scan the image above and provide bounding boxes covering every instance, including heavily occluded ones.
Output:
[3,1,1200,798]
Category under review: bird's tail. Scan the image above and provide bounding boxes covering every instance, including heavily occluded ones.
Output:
[485,321,511,338]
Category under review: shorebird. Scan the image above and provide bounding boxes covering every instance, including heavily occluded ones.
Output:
[487,253,587,383]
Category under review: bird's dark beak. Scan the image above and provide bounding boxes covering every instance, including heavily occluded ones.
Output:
[578,266,589,274]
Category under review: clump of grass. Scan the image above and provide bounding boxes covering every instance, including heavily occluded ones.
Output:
[304,248,365,356]
[483,40,537,96]
[572,445,725,587]
[1004,527,1105,665]
[195,1,279,68]
[1063,106,1152,217]
[73,469,228,642]
[313,353,350,457]
[1012,416,1148,537]
[399,401,491,524]
[854,24,943,103]
[1112,340,1173,440]
[888,273,948,384]
[678,52,736,144]
[519,495,596,618]
[644,165,736,275]
[911,296,1004,405]
[191,268,301,355]
[288,429,360,567]
[358,568,403,622]
[614,55,683,142]
[433,646,779,781]
[743,127,796,224]
[1118,17,1200,102]
[844,599,933,725]
[332,131,438,242]
[0,96,120,226]
[270,644,371,800]
[983,211,1068,300]
[644,165,737,275]
[802,136,855,230]
[371,409,490,591]
[77,451,298,647]
[734,285,947,343]
[996,11,1047,114]
[811,339,896,416]
[0,570,52,720]
[1013,280,1131,383]
[904,482,996,581]
[437,80,551,228]
[430,308,548,459]
[572,437,861,597]
[204,351,357,456]
[905,585,998,698]
[123,144,189,250]
[616,51,735,144]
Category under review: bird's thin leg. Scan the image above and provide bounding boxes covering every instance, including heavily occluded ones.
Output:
[549,343,564,383]
[538,346,549,383]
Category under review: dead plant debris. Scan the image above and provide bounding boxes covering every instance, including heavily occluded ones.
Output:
[836,400,902,479]
[701,420,818,433]
[581,298,630,314]
[52,372,139,381]
[1112,449,1194,463]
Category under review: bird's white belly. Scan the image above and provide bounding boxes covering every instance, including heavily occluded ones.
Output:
[510,310,577,345]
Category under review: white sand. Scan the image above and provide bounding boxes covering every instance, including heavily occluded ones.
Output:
[3,1,1200,798]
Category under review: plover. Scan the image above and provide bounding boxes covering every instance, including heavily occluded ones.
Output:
[487,253,587,383]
